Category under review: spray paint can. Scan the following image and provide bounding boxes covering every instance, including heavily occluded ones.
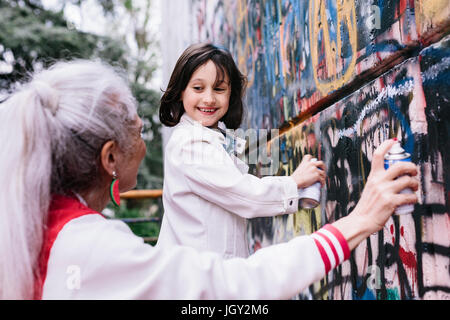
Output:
[298,158,321,209]
[384,141,414,215]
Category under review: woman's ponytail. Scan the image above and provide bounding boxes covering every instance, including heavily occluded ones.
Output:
[0,85,54,299]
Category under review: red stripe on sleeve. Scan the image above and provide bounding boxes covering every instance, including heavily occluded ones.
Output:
[313,238,331,273]
[315,231,340,266]
[323,224,350,260]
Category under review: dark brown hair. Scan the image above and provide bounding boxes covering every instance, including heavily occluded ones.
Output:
[160,43,247,129]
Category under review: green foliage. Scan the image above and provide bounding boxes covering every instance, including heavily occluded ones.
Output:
[132,82,163,190]
[0,0,164,240]
[110,200,161,245]
[0,0,128,90]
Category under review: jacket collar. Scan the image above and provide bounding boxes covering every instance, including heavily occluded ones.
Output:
[179,113,246,155]
[179,113,225,131]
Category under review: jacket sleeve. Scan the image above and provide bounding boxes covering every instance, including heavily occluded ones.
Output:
[47,218,348,299]
[166,133,299,219]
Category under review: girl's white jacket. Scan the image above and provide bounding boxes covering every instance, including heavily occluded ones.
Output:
[158,114,301,258]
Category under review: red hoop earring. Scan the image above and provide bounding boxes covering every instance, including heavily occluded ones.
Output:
[110,171,120,207]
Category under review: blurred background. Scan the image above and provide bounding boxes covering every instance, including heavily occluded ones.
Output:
[0,0,164,244]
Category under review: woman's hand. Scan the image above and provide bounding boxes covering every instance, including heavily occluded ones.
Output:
[332,139,419,250]
[291,154,326,189]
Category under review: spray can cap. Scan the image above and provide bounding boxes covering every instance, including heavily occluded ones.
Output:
[385,141,410,160]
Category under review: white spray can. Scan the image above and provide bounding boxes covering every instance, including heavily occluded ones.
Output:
[297,158,321,209]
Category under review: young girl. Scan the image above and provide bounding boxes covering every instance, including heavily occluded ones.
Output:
[158,43,327,258]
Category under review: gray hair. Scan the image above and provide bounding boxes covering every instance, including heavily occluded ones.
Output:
[0,59,138,299]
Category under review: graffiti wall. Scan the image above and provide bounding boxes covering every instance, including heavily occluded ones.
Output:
[250,37,450,299]
[161,0,450,299]
[187,0,450,130]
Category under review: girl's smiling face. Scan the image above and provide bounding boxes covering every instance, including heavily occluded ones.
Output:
[181,60,231,128]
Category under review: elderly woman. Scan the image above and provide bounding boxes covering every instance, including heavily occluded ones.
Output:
[0,60,418,299]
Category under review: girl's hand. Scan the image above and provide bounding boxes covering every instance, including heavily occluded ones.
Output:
[332,139,419,250]
[291,155,326,189]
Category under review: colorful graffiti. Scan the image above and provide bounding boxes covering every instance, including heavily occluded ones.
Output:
[250,36,450,300]
[189,0,450,131]
[309,0,358,94]
[165,0,450,299]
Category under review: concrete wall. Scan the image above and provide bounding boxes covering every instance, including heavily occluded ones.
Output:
[161,0,450,299]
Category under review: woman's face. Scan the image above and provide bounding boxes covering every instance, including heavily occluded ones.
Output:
[116,116,147,192]
[181,60,231,128]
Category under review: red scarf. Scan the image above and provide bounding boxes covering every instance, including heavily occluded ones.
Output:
[34,195,104,299]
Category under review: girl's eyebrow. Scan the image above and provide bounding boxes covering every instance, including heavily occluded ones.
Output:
[216,80,230,85]
[189,78,205,82]
[189,78,229,86]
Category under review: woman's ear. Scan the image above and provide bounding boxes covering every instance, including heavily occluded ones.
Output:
[100,140,118,176]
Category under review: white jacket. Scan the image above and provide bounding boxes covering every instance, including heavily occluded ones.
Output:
[158,114,300,258]
[42,212,349,299]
